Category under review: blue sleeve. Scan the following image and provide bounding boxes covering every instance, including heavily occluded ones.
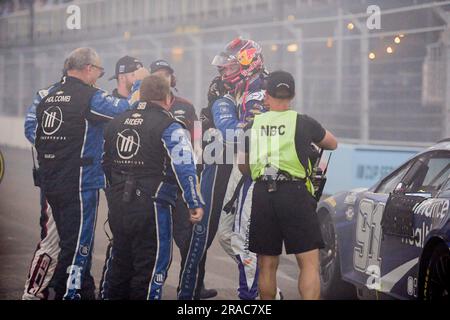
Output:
[128,80,142,106]
[162,122,204,209]
[211,97,240,143]
[24,94,40,144]
[88,90,133,121]
[131,80,141,92]
[24,83,61,144]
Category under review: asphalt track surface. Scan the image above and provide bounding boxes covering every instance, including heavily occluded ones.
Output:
[0,146,301,300]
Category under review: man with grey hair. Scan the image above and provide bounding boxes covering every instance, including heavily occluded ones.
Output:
[30,47,149,300]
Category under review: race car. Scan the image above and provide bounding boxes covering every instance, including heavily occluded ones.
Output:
[318,139,450,300]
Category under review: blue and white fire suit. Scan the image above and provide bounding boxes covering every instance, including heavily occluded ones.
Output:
[179,77,266,300]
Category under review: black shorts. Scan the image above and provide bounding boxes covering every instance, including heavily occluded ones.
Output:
[249,181,324,255]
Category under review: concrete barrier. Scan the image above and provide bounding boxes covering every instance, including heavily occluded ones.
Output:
[0,116,29,149]
[323,144,422,194]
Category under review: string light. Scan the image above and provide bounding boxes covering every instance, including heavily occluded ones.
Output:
[171,47,184,61]
[287,43,299,52]
[326,38,333,48]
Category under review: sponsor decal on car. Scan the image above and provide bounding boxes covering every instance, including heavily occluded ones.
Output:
[400,199,449,248]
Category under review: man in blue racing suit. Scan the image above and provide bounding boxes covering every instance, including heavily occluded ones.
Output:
[178,38,281,300]
[28,47,148,300]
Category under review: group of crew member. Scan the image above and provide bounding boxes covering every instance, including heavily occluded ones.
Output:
[22,37,337,300]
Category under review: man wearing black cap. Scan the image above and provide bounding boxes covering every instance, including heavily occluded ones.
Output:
[97,55,145,299]
[244,70,338,300]
[149,60,198,137]
[109,55,144,98]
[149,59,217,299]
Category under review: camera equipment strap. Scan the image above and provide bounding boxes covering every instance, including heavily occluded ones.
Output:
[223,176,246,214]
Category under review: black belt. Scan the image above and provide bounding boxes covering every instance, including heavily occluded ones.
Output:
[257,174,305,182]
[109,172,164,194]
[111,171,162,183]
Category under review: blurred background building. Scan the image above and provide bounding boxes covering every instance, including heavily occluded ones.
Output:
[0,0,449,150]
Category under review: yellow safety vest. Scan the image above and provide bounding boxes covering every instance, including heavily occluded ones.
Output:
[249,110,314,195]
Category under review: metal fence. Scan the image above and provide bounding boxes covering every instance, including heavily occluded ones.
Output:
[0,0,338,46]
[0,0,449,146]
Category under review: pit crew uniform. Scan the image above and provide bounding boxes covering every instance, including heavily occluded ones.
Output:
[97,88,127,300]
[102,101,203,300]
[121,79,221,300]
[98,86,204,300]
[177,95,233,299]
[33,76,135,300]
[23,80,64,300]
[168,95,209,299]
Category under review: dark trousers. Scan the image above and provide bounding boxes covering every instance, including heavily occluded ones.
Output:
[105,186,172,300]
[172,197,209,299]
[45,189,98,300]
[99,197,205,300]
[176,163,232,299]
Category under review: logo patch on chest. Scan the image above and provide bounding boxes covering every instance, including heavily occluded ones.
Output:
[42,106,64,135]
[116,129,141,160]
